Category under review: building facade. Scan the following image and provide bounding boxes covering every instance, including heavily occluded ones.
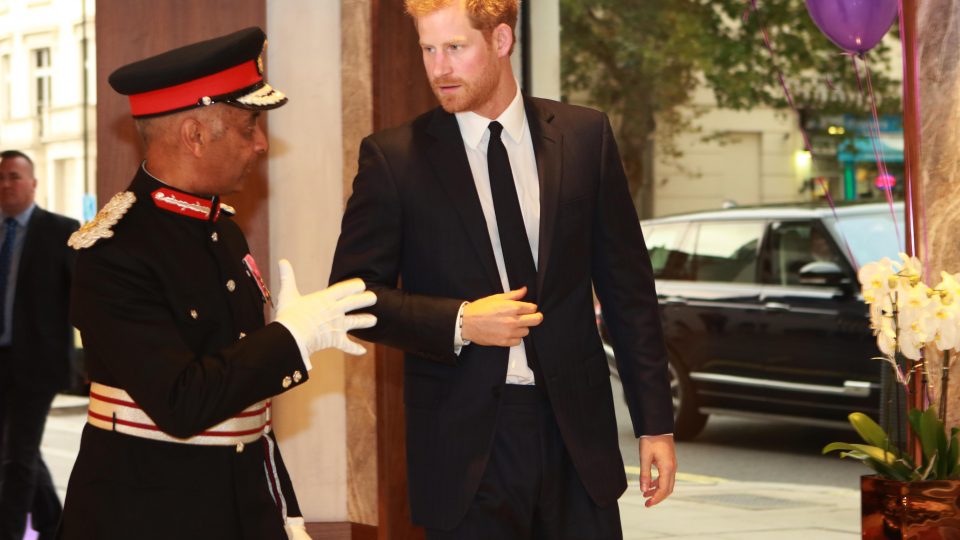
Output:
[0,0,95,222]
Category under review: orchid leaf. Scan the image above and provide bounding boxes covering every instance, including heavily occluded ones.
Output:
[823,442,914,481]
[848,412,891,449]
[913,406,946,470]
[920,454,938,481]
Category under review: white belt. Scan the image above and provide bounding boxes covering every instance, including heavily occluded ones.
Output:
[87,382,271,447]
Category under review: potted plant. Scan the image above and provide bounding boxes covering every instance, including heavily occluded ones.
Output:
[824,253,960,538]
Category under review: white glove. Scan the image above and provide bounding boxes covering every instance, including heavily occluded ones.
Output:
[284,516,312,540]
[274,259,377,359]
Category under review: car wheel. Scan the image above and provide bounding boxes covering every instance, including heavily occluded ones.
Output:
[669,353,708,440]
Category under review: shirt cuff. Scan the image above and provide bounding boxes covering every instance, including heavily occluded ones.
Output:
[453,301,470,355]
[640,433,674,438]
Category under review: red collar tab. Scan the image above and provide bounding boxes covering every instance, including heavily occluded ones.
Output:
[151,188,224,222]
[128,60,262,117]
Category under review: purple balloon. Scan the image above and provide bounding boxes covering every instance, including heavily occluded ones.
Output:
[805,0,899,54]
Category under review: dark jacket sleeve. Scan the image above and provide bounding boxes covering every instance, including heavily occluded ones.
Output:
[330,135,464,363]
[590,114,674,437]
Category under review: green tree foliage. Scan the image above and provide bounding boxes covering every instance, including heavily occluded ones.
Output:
[560,0,900,214]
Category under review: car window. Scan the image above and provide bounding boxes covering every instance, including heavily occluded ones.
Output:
[691,221,764,283]
[827,210,903,269]
[642,222,693,280]
[764,221,846,286]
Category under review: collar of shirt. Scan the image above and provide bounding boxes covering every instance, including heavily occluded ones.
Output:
[1,203,36,228]
[455,82,526,150]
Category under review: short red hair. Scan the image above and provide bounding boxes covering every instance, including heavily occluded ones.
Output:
[405,0,519,35]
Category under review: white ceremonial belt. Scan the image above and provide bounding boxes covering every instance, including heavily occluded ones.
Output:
[87,382,271,446]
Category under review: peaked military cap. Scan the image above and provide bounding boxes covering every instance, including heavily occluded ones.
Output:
[108,27,287,118]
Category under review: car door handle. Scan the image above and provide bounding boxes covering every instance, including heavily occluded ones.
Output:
[764,302,791,312]
[663,296,688,306]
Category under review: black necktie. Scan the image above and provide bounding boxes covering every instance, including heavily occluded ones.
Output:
[487,121,537,302]
[487,121,542,376]
[0,218,18,335]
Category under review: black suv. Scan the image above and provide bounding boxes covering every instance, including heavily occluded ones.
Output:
[600,202,903,439]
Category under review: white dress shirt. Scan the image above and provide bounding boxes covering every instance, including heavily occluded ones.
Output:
[452,83,540,385]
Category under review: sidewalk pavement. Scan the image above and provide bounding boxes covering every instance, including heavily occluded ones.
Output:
[619,467,860,539]
[48,396,861,539]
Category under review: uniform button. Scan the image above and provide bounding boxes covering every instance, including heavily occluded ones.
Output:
[292,370,302,383]
[211,232,219,242]
[236,442,244,453]
[190,309,198,319]
[226,279,236,292]
[282,376,292,389]
[239,332,247,339]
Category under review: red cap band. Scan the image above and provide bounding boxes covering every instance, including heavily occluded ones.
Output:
[129,60,262,117]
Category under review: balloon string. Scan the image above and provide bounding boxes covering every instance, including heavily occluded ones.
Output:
[816,178,860,271]
[861,54,903,251]
[847,53,865,99]
[744,0,812,152]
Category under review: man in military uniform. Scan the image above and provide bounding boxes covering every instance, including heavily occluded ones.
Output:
[57,27,374,540]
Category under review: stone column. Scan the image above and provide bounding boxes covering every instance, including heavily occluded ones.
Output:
[917,2,960,427]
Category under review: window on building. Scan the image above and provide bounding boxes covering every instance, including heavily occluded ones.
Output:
[0,54,10,120]
[32,47,52,135]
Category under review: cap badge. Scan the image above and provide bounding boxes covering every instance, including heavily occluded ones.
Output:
[257,40,266,75]
[68,191,137,250]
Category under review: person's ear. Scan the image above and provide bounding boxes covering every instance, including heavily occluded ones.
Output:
[494,23,513,58]
[180,117,205,158]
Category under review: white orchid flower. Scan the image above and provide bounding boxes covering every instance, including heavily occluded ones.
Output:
[897,252,923,286]
[859,257,898,304]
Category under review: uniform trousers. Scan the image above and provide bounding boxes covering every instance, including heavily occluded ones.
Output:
[426,385,622,540]
[0,348,62,540]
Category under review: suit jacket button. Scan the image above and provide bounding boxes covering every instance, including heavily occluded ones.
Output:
[282,376,292,389]
[236,442,245,453]
[189,309,198,319]
[226,279,236,292]
[211,232,219,242]
[292,370,302,383]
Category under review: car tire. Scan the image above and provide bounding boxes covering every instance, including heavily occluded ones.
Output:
[669,353,708,440]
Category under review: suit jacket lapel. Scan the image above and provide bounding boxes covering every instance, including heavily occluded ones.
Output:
[425,109,503,292]
[16,207,43,294]
[525,97,562,297]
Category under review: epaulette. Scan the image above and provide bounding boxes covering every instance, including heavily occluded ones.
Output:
[68,192,137,250]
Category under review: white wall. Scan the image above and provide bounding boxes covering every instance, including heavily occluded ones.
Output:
[267,0,348,522]
[0,0,96,222]
[528,0,560,100]
[653,83,801,217]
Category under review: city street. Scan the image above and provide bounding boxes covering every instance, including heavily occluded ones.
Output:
[611,378,864,491]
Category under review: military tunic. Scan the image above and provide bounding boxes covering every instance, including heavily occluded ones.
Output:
[58,167,308,540]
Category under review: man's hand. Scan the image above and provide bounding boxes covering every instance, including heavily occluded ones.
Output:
[462,287,543,346]
[274,259,377,357]
[639,434,676,507]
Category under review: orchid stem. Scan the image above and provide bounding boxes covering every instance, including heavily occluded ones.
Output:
[941,350,951,422]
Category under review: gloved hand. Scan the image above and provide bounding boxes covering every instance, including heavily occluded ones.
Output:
[274,259,377,358]
[284,516,312,540]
